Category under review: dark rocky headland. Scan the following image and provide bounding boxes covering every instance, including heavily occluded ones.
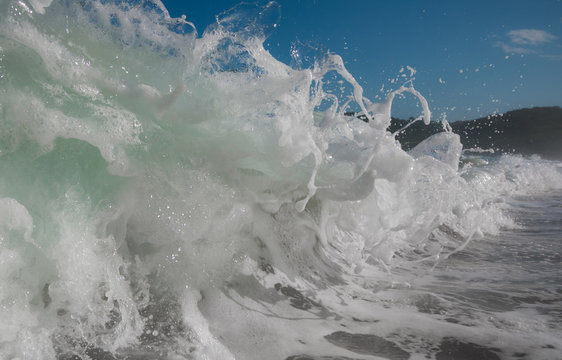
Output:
[352,106,562,160]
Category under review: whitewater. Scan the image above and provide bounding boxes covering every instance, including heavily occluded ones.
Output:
[0,1,561,359]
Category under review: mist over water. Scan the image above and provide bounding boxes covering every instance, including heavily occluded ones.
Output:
[1,1,561,359]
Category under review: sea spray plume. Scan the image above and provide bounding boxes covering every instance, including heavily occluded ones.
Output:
[1,0,457,283]
[366,82,432,130]
[213,1,280,41]
[194,2,436,212]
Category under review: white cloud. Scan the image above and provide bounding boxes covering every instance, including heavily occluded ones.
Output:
[496,29,559,57]
[507,29,557,46]
[541,53,562,61]
[495,41,534,54]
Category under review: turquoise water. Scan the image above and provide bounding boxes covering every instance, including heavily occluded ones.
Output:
[1,1,561,359]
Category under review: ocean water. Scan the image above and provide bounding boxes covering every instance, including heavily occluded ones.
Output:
[1,1,561,359]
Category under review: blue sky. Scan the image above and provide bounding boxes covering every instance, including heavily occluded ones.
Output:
[162,0,562,121]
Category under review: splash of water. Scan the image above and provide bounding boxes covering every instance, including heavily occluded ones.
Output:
[1,1,562,359]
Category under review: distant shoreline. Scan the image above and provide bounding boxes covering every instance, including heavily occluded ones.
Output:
[384,106,562,160]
